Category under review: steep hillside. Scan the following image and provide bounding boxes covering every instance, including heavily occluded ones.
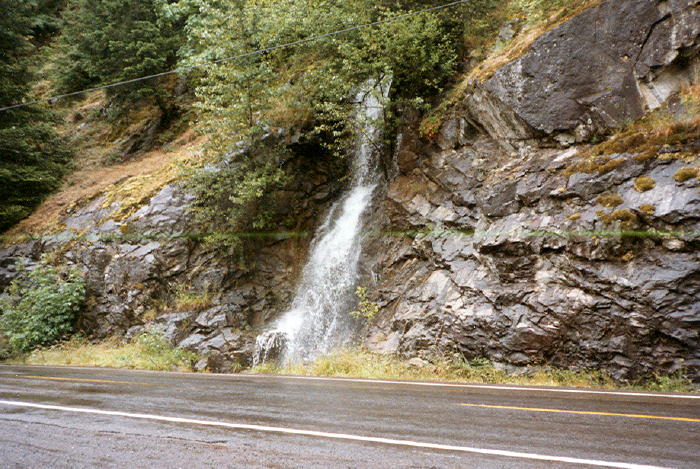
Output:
[1,0,698,383]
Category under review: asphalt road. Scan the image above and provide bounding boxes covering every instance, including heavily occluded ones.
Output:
[0,365,698,469]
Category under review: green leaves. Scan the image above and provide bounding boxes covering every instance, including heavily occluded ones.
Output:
[181,0,457,247]
[349,286,380,322]
[0,257,86,355]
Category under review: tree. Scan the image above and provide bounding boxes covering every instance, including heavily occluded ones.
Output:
[0,0,72,231]
[180,0,457,247]
[53,0,182,114]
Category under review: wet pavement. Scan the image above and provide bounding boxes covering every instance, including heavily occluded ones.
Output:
[0,365,698,468]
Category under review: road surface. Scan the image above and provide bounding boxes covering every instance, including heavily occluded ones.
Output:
[0,365,698,468]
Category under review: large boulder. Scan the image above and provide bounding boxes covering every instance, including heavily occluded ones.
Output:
[465,0,700,150]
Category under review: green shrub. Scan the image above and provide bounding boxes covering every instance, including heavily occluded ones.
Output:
[131,329,199,370]
[349,286,380,321]
[0,257,86,355]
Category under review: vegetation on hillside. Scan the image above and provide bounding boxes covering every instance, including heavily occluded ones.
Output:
[52,0,183,117]
[178,0,458,248]
[566,84,700,174]
[0,0,606,237]
[0,256,85,356]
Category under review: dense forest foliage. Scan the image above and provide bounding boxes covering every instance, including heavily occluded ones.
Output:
[0,0,72,231]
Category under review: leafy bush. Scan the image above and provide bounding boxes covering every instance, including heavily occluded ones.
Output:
[0,258,86,355]
[349,286,380,321]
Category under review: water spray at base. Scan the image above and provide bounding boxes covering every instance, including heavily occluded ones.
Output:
[254,79,390,366]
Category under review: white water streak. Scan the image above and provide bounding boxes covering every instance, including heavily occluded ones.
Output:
[256,79,389,364]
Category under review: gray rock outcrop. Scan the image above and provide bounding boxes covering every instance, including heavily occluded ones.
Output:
[365,134,699,380]
[464,0,700,151]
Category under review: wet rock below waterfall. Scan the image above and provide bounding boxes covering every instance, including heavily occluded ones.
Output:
[254,331,289,366]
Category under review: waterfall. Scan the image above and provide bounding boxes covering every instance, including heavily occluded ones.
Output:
[254,79,389,365]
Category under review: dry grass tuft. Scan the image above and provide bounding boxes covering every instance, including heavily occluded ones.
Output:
[563,155,625,176]
[173,285,214,313]
[597,193,623,208]
[673,166,699,183]
[633,176,656,192]
[597,209,638,229]
[639,204,656,215]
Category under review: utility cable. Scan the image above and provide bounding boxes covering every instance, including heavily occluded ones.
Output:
[0,0,470,113]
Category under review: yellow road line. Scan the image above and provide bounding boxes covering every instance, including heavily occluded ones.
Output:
[18,375,148,385]
[459,403,700,423]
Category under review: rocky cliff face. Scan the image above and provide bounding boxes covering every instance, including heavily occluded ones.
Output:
[1,0,698,379]
[466,0,700,152]
[0,148,346,370]
[365,133,699,380]
[364,0,700,381]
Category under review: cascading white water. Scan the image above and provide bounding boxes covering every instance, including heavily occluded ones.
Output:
[254,79,389,365]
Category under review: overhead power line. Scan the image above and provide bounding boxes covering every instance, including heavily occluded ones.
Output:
[0,0,470,113]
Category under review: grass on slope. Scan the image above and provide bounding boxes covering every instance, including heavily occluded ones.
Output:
[6,332,199,372]
[251,348,695,393]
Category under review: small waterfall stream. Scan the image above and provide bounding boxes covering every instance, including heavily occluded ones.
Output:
[254,79,389,365]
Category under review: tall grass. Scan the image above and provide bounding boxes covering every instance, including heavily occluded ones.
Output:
[251,348,695,393]
[7,331,199,372]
